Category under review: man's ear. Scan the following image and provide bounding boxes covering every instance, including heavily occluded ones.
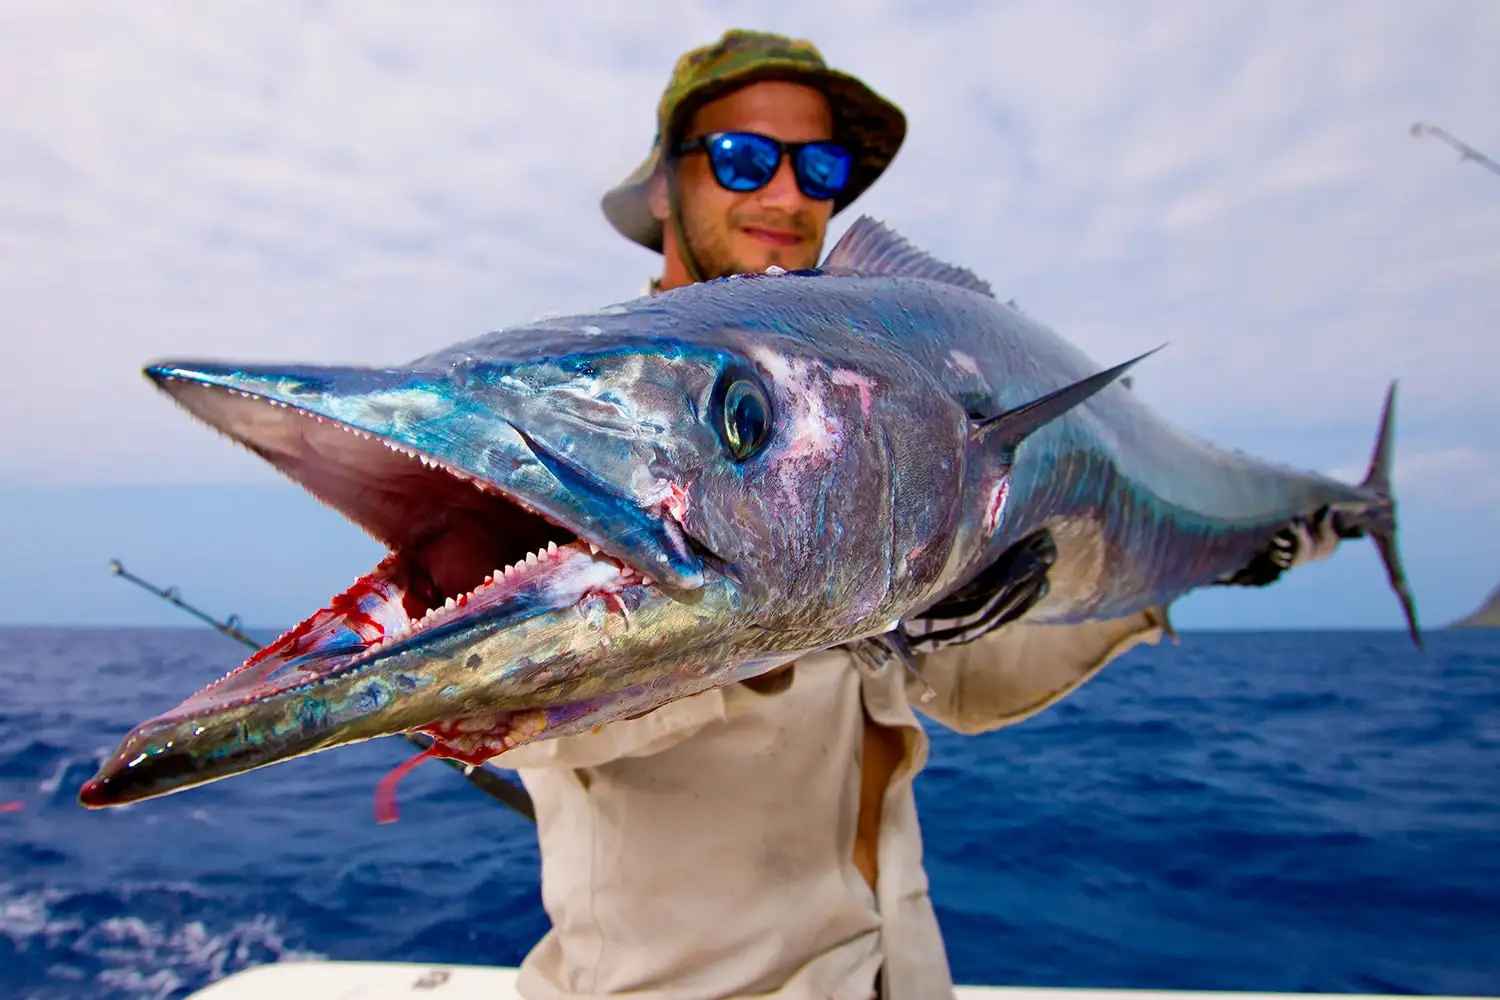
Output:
[647,164,670,222]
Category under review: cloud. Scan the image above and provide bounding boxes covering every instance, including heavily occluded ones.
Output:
[0,0,1495,496]
[1328,445,1500,518]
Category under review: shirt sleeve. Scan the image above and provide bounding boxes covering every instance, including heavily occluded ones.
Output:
[907,607,1171,735]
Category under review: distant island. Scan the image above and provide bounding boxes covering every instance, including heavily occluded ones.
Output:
[1450,582,1500,628]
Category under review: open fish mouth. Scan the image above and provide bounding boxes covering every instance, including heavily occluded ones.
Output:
[79,362,712,807]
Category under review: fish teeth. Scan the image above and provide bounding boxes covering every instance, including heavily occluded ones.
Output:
[588,543,600,556]
[547,540,558,554]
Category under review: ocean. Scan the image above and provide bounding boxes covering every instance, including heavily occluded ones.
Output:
[1,626,1497,1000]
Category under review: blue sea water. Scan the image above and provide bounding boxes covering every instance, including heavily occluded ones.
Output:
[1,626,1497,1000]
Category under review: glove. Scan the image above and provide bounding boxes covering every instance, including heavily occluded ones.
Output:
[1218,505,1358,588]
[902,529,1057,652]
[846,529,1057,700]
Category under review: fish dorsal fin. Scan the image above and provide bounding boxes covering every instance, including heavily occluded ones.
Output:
[821,216,995,298]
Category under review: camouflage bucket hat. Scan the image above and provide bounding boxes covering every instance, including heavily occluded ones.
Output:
[601,28,907,253]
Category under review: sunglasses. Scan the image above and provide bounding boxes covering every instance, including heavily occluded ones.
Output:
[674,131,853,201]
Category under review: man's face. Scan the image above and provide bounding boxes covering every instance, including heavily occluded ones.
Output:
[652,80,838,280]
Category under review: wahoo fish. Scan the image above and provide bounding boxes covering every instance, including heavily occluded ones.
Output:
[79,217,1421,810]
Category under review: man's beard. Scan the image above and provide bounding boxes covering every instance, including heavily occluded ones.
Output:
[680,206,822,280]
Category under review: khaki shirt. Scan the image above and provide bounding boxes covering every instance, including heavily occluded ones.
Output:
[501,611,1168,1000]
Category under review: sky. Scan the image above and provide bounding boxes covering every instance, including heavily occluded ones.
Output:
[0,0,1495,632]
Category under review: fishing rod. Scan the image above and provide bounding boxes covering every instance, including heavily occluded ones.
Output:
[1410,121,1500,179]
[107,558,536,822]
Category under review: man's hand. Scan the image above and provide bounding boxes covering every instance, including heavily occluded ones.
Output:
[1217,505,1360,588]
[899,529,1057,654]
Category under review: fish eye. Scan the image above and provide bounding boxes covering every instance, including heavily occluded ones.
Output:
[713,369,773,462]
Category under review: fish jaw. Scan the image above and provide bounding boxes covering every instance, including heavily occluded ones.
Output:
[78,359,741,808]
[80,320,988,808]
[78,546,751,808]
[140,360,708,591]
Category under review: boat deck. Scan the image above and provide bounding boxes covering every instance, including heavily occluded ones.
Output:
[185,960,1492,1000]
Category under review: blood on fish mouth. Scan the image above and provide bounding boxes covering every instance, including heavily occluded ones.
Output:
[82,376,681,816]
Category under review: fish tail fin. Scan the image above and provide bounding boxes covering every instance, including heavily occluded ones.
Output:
[1353,381,1423,651]
[1360,381,1397,496]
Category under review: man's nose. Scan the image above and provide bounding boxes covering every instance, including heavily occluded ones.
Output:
[755,154,807,210]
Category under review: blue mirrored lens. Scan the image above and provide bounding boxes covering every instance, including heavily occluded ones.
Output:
[700,133,852,201]
[796,143,852,200]
[708,133,780,191]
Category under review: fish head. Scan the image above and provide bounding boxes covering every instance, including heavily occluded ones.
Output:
[80,284,977,808]
[538,322,978,633]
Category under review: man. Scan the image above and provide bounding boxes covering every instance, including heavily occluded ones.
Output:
[500,28,1347,1000]
[598,30,901,293]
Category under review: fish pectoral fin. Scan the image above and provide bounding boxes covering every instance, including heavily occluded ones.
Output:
[901,528,1059,652]
[969,348,1162,452]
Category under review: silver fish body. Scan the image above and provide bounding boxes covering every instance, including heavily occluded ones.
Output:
[79,217,1418,809]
